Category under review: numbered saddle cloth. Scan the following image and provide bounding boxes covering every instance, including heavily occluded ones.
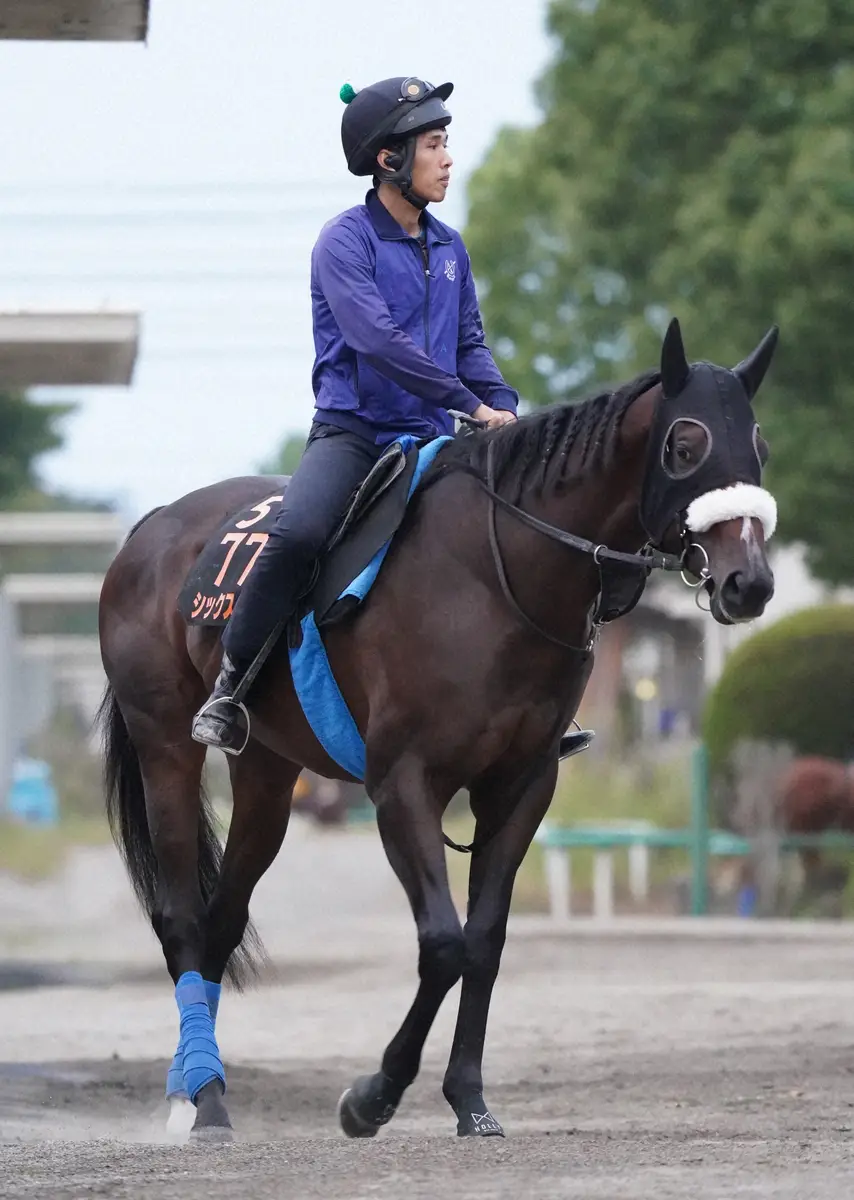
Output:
[178,435,451,778]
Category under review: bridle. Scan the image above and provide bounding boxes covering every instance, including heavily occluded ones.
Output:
[449,412,711,653]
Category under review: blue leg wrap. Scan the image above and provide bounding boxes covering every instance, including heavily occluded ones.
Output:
[170,971,225,1103]
[166,978,222,1099]
[165,1050,186,1100]
[205,978,222,1022]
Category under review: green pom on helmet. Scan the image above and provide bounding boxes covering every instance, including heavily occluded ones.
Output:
[339,82,357,105]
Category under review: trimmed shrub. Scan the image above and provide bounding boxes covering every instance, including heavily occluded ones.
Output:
[703,604,854,779]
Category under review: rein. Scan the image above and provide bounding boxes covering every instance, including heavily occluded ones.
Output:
[483,442,681,575]
[477,439,688,652]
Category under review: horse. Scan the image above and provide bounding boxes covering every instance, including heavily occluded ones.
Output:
[777,756,854,894]
[97,317,779,1144]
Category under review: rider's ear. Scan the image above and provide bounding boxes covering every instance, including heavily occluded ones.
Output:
[660,318,690,398]
[733,326,779,401]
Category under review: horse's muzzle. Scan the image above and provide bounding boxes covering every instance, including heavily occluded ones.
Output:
[713,565,775,624]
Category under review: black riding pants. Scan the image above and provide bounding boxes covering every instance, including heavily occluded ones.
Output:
[222,421,386,668]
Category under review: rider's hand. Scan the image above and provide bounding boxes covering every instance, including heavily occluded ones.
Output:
[472,404,517,429]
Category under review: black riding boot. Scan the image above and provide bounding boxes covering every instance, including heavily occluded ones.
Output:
[191,652,251,756]
[558,729,595,760]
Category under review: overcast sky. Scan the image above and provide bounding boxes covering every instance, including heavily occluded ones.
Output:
[0,0,553,517]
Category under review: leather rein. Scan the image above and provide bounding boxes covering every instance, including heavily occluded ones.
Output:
[455,430,701,654]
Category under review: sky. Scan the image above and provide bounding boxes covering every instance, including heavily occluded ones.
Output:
[0,0,554,519]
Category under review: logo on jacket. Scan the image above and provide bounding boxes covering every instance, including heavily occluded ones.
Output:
[443,259,456,282]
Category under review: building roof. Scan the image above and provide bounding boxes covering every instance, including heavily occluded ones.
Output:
[0,512,125,545]
[0,311,140,386]
[0,0,149,42]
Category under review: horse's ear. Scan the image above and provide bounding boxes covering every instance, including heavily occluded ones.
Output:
[733,325,779,401]
[660,317,690,397]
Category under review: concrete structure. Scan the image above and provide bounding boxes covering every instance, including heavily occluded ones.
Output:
[0,592,17,812]
[0,1,149,41]
[0,312,139,387]
[0,0,146,813]
[0,512,125,545]
[0,513,125,809]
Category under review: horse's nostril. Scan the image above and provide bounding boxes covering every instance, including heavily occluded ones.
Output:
[720,569,773,616]
[720,571,744,606]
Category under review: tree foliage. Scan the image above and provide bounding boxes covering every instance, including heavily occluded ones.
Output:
[258,432,307,477]
[466,0,854,583]
[0,390,73,507]
[0,390,109,518]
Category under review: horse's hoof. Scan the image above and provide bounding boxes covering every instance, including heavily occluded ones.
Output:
[189,1080,233,1144]
[337,1072,401,1138]
[337,1088,381,1139]
[166,1095,196,1143]
[455,1099,505,1138]
[189,1123,234,1145]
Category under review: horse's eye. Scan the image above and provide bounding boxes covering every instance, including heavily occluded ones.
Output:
[661,418,711,479]
[676,443,692,463]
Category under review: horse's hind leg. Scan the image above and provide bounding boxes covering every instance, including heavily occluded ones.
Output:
[203,740,299,983]
[118,699,233,1143]
[338,757,464,1138]
[165,740,298,1140]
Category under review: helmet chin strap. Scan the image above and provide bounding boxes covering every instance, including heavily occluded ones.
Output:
[377,139,430,210]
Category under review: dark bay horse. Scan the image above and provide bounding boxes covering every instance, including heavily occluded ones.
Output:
[778,756,854,892]
[98,319,779,1143]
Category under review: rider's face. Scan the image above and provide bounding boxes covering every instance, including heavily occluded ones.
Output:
[410,128,453,204]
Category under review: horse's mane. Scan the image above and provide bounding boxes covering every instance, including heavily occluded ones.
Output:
[433,370,660,504]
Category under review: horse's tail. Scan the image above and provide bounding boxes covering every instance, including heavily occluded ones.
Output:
[97,508,264,990]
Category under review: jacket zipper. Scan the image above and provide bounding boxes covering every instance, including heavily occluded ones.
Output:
[417,238,431,356]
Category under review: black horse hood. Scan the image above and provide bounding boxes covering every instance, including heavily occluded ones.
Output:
[640,319,779,545]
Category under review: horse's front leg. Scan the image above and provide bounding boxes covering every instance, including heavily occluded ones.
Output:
[338,754,464,1138]
[442,760,558,1137]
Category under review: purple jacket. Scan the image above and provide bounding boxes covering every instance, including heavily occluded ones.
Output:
[310,189,519,443]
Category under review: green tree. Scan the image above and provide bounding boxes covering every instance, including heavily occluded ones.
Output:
[0,390,74,506]
[466,0,854,584]
[258,432,307,477]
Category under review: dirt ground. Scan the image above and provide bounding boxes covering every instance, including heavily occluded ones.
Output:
[2,823,854,1198]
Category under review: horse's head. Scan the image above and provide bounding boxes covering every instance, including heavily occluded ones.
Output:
[640,319,778,625]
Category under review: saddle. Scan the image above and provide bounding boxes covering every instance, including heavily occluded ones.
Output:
[177,439,421,630]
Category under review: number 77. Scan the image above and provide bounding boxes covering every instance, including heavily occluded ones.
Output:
[213,531,269,588]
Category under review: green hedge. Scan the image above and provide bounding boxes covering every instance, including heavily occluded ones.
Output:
[703,604,854,778]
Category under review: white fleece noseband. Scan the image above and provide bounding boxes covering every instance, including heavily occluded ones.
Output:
[685,483,777,540]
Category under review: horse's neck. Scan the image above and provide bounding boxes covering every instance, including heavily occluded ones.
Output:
[534,455,648,555]
[485,461,647,650]
[535,386,654,553]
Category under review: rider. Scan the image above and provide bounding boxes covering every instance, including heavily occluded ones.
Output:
[191,75,590,762]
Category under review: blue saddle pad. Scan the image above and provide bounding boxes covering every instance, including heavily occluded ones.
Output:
[288,435,451,780]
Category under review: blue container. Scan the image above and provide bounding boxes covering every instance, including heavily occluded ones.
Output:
[736,883,757,917]
[7,757,60,826]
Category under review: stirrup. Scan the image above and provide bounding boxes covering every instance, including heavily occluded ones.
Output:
[191,695,251,757]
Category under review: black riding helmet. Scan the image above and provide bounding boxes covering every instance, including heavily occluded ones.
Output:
[340,76,453,209]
